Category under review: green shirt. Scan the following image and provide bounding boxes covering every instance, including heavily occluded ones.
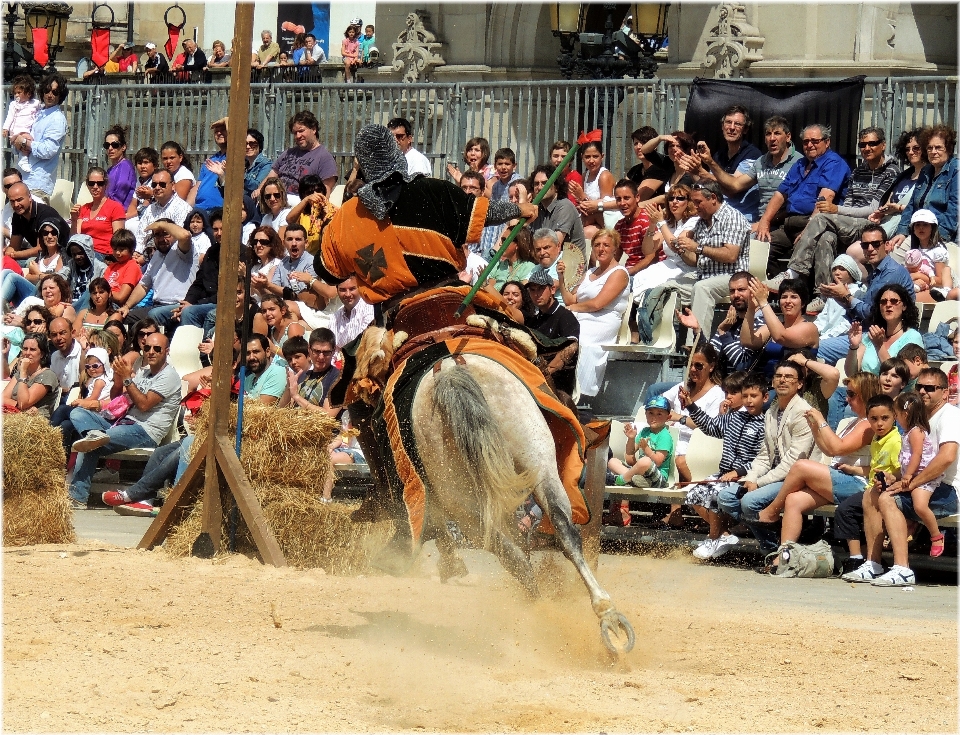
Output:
[641,425,674,481]
[243,363,287,401]
[488,258,535,291]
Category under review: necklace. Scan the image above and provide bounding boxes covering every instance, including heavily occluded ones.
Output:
[886,324,903,339]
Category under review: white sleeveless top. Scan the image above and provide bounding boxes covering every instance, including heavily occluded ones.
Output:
[583,166,608,201]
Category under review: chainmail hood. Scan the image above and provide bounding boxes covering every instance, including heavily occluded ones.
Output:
[355,124,414,220]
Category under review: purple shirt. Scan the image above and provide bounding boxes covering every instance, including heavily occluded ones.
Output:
[273,144,338,195]
[106,157,137,210]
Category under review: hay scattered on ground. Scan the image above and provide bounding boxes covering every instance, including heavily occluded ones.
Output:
[165,403,391,571]
[2,413,75,546]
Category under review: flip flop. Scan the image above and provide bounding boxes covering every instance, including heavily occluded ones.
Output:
[930,533,945,558]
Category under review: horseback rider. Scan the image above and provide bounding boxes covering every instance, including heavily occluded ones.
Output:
[314,124,537,539]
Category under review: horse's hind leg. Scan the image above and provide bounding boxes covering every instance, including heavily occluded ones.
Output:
[431,523,469,582]
[493,532,539,598]
[534,478,635,653]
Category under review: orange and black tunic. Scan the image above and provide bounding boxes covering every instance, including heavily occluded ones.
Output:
[316,177,490,305]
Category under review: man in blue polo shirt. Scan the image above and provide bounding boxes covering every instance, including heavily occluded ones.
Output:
[193,119,228,213]
[754,123,851,278]
[697,105,763,222]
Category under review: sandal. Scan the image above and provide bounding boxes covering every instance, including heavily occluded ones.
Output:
[930,533,945,558]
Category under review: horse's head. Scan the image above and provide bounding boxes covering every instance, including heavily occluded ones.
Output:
[352,327,407,405]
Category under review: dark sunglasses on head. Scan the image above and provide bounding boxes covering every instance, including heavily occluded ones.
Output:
[858,140,882,149]
[143,345,164,354]
[103,141,123,150]
[86,180,105,187]
[916,383,944,393]
[861,240,884,250]
[151,181,169,189]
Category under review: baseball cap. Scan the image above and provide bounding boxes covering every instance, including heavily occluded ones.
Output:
[644,395,671,411]
[349,17,363,26]
[145,42,157,50]
[527,266,555,287]
[910,209,938,226]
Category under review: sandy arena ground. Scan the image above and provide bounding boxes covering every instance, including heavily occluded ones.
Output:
[4,539,957,733]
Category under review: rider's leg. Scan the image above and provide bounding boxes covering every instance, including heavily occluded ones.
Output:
[347,398,398,523]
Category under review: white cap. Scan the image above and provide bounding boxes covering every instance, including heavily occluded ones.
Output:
[145,42,157,50]
[349,17,362,26]
[910,209,938,226]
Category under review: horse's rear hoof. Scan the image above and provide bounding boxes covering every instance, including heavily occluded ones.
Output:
[600,611,636,654]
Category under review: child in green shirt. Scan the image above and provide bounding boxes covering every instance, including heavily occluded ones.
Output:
[608,395,675,488]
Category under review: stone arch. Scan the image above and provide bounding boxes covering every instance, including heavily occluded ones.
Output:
[484,3,553,70]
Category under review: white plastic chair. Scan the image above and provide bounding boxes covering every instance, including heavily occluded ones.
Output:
[928,299,959,334]
[747,239,770,281]
[49,178,75,221]
[167,325,204,378]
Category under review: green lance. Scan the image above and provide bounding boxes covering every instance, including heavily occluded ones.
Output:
[454,143,580,318]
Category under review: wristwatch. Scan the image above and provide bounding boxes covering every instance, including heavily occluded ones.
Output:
[598,201,604,212]
[123,378,133,388]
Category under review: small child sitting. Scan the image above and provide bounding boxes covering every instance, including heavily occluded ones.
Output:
[359,24,376,63]
[684,372,767,560]
[3,75,41,174]
[904,248,935,290]
[608,396,674,489]
[814,254,866,339]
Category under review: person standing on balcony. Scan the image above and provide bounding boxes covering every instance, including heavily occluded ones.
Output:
[13,73,67,199]
[254,111,338,201]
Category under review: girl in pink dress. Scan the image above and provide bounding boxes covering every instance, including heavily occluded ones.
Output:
[895,392,945,557]
[341,25,360,82]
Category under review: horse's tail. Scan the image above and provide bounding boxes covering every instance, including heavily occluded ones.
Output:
[432,363,536,548]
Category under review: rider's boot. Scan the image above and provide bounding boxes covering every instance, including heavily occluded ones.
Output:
[347,399,397,523]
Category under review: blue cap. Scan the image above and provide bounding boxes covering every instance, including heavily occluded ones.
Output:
[645,395,671,411]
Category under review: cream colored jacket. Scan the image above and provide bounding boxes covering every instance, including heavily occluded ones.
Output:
[744,393,815,487]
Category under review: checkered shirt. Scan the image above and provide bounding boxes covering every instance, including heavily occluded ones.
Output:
[690,201,750,278]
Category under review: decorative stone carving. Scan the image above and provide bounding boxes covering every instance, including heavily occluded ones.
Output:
[391,10,446,83]
[701,4,765,79]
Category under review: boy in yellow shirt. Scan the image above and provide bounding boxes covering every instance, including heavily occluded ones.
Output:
[866,394,902,487]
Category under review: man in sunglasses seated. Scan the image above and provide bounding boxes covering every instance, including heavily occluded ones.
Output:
[67,332,181,510]
[764,126,901,313]
[132,170,192,257]
[4,180,68,264]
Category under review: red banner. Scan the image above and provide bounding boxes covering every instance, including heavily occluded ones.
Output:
[31,27,49,66]
[90,27,110,67]
[164,23,181,60]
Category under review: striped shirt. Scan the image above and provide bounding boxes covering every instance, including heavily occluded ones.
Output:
[688,404,765,477]
[614,209,653,268]
[690,202,750,278]
[838,158,902,219]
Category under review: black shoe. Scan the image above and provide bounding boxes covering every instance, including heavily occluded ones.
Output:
[840,557,863,576]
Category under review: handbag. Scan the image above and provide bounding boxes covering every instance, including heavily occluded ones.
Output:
[766,540,835,578]
[100,393,133,422]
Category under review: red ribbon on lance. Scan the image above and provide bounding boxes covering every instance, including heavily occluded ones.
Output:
[31,27,49,66]
[577,129,603,145]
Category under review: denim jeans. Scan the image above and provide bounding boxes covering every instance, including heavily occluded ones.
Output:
[717,481,784,553]
[128,303,180,330]
[1,272,37,306]
[50,402,76,454]
[817,334,850,368]
[180,303,216,330]
[125,441,180,502]
[68,409,157,503]
[644,381,679,404]
[72,290,90,313]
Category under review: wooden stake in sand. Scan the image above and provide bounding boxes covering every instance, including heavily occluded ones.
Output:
[138,3,286,567]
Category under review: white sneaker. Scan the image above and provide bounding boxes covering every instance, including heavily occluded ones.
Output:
[693,538,718,560]
[870,565,916,587]
[710,534,739,558]
[72,430,111,453]
[841,560,884,582]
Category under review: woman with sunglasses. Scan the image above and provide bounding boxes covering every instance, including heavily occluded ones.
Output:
[37,273,75,323]
[258,176,291,240]
[1,332,58,417]
[845,284,922,376]
[631,184,699,295]
[71,166,126,258]
[243,128,273,197]
[102,124,136,210]
[25,219,69,284]
[7,305,52,334]
[159,140,195,201]
[247,226,285,303]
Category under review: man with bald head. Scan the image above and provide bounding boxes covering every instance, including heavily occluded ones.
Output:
[4,181,69,262]
[67,332,182,509]
[48,317,81,399]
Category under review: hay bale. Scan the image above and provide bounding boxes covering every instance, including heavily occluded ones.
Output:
[2,413,75,546]
[166,403,390,571]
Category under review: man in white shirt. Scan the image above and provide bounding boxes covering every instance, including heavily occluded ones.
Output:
[48,317,81,398]
[133,170,192,255]
[387,117,431,176]
[302,34,326,63]
[117,219,197,329]
[332,276,373,350]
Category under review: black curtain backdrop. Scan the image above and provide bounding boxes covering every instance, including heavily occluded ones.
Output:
[684,77,866,167]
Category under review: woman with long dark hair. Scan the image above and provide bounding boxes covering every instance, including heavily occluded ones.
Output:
[845,284,922,376]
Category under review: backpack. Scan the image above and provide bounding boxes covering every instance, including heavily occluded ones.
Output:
[766,540,835,578]
[634,284,674,344]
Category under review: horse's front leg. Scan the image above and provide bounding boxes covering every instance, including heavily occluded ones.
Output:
[534,479,635,654]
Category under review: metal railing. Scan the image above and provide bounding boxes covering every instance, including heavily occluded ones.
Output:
[8,75,956,199]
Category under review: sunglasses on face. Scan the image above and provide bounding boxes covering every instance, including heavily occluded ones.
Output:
[40,230,57,237]
[905,145,922,153]
[861,240,884,250]
[151,181,169,189]
[245,140,258,148]
[801,138,824,146]
[253,238,271,246]
[2,182,14,190]
[311,349,334,356]
[774,374,797,381]
[264,192,282,200]
[143,345,164,354]
[86,180,105,187]
[858,140,882,149]
[667,196,687,202]
[690,362,706,370]
[139,330,158,339]
[103,141,123,150]
[917,383,944,393]
[879,298,901,306]
[25,318,45,325]
[86,363,104,370]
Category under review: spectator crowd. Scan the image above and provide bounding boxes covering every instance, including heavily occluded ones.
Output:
[2,70,957,585]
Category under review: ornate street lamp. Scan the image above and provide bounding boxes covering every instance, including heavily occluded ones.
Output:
[3,1,73,80]
[549,2,669,80]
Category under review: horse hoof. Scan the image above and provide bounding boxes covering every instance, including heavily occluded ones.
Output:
[600,611,635,654]
[438,554,469,582]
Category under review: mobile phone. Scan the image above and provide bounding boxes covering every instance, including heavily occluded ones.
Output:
[875,471,887,492]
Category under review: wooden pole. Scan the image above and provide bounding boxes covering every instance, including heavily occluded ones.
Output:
[140,2,286,567]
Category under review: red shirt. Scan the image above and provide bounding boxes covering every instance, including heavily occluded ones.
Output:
[3,256,23,275]
[615,209,653,269]
[77,199,127,255]
[104,258,142,295]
